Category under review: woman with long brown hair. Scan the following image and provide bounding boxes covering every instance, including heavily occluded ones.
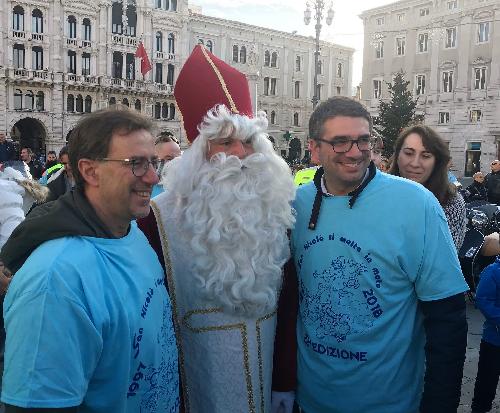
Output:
[390,124,466,250]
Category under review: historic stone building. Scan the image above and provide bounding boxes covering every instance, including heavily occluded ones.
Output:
[188,12,353,161]
[0,0,353,162]
[361,0,500,177]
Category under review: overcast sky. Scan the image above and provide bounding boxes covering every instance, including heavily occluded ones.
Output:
[190,0,397,88]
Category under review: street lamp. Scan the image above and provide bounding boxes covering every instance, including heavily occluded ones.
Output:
[304,1,334,108]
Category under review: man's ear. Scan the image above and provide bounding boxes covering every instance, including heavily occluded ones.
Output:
[78,159,100,187]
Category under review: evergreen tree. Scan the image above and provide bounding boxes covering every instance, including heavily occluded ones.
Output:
[375,71,418,158]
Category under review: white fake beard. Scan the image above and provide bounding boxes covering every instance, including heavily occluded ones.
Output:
[168,151,295,316]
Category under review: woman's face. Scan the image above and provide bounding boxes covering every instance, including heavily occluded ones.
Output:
[397,133,436,185]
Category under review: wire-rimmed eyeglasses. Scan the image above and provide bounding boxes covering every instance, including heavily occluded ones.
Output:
[315,135,374,153]
[98,157,160,177]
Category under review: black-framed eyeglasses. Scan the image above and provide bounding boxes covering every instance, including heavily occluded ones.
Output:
[315,135,374,153]
[99,157,160,177]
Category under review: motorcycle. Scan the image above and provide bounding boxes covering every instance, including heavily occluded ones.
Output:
[458,201,500,296]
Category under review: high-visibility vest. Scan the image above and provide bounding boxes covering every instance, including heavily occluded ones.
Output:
[294,166,318,186]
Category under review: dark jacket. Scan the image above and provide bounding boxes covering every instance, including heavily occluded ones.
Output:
[464,181,488,202]
[46,171,72,202]
[26,159,43,180]
[485,171,500,204]
[0,141,16,163]
[0,188,114,274]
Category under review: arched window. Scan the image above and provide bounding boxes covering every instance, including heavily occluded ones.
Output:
[155,103,161,119]
[32,9,43,34]
[165,0,170,10]
[75,94,83,112]
[24,90,34,110]
[317,60,323,75]
[36,91,45,111]
[13,6,24,32]
[198,39,204,45]
[264,50,270,67]
[122,98,129,107]
[263,77,269,95]
[169,103,175,119]
[125,5,137,36]
[14,89,23,110]
[155,0,162,8]
[82,52,91,76]
[206,40,213,53]
[13,44,25,68]
[67,94,74,112]
[32,46,43,70]
[167,64,174,85]
[156,32,162,52]
[155,62,163,83]
[168,33,175,54]
[126,53,135,80]
[271,51,278,68]
[67,15,77,38]
[239,46,246,64]
[162,102,168,118]
[109,96,116,106]
[68,50,77,74]
[337,62,342,78]
[270,111,276,124]
[295,56,301,72]
[111,3,122,34]
[294,81,300,99]
[82,18,91,41]
[170,0,177,11]
[293,112,299,126]
[135,99,141,111]
[112,51,122,78]
[84,95,92,113]
[232,45,239,63]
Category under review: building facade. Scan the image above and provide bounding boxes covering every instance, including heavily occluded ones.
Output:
[189,12,354,161]
[0,0,353,163]
[361,0,500,177]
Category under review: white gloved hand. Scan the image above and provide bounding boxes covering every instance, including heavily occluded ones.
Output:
[271,391,295,413]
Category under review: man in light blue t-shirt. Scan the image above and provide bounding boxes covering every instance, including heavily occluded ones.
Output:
[272,97,468,413]
[0,108,180,413]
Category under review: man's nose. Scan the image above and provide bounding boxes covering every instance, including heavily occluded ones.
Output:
[232,141,254,159]
[142,163,160,185]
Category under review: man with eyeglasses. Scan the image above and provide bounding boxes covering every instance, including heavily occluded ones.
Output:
[138,45,296,412]
[484,160,500,205]
[0,107,180,413]
[272,96,468,413]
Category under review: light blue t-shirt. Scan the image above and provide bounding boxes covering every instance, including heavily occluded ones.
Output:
[2,222,180,413]
[291,171,468,413]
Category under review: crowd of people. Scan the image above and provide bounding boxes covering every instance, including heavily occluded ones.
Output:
[0,44,498,413]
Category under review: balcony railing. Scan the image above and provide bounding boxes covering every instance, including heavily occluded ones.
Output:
[10,68,51,81]
[81,40,92,48]
[66,38,78,46]
[33,70,49,79]
[12,30,26,39]
[31,33,44,42]
[111,34,138,47]
[154,51,164,59]
[155,83,173,94]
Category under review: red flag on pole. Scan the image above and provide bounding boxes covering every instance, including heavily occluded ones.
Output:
[135,41,152,77]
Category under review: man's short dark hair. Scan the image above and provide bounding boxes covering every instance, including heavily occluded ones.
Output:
[155,130,179,145]
[309,97,373,141]
[47,150,57,156]
[68,106,154,189]
[21,147,33,156]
